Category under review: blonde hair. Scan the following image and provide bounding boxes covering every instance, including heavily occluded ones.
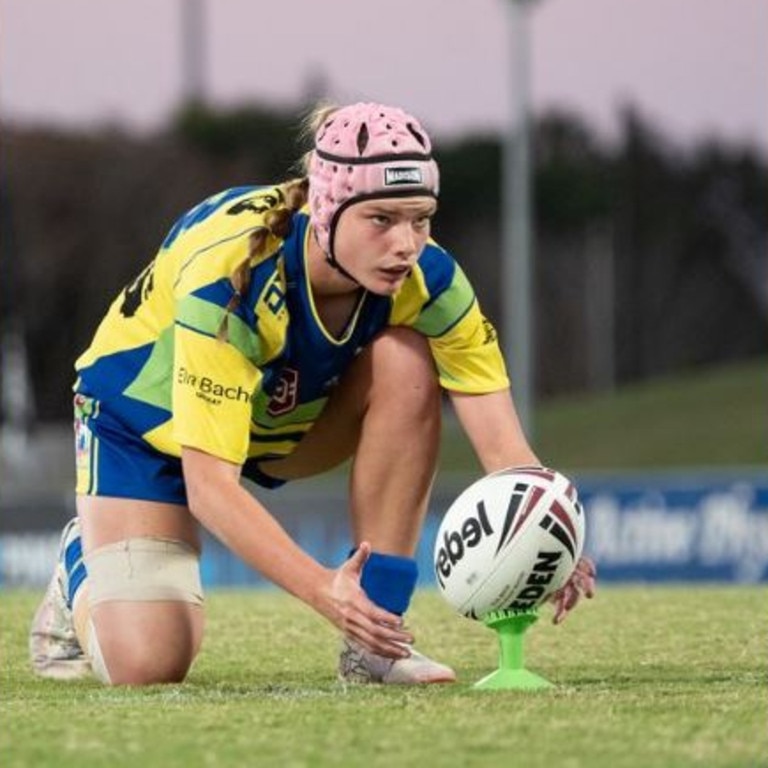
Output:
[218,101,359,340]
[296,101,339,176]
[217,177,309,342]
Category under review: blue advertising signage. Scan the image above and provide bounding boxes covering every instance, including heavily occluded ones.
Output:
[575,471,768,582]
[2,470,766,588]
[198,470,768,588]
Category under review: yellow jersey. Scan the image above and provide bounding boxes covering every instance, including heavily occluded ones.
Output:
[75,184,509,467]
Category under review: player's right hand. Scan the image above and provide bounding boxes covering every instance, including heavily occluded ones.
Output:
[550,555,597,624]
[322,542,414,659]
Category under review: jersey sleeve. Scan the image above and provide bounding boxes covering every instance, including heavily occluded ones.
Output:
[166,187,296,463]
[391,243,510,394]
[427,300,510,393]
[170,233,266,464]
[172,325,261,464]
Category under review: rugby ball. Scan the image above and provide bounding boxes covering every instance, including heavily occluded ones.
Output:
[433,466,585,620]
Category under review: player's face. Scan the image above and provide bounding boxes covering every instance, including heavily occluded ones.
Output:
[333,197,437,295]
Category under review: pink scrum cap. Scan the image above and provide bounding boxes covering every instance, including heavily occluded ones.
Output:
[308,102,440,260]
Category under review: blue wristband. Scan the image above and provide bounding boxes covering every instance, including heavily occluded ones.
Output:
[356,550,419,615]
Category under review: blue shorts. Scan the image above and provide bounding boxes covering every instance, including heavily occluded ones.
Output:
[74,394,284,504]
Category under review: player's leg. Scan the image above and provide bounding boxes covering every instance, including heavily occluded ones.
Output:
[30,395,205,686]
[77,496,204,685]
[340,328,454,683]
[31,498,205,686]
[262,327,455,683]
[262,327,441,541]
[345,327,442,552]
[261,327,441,547]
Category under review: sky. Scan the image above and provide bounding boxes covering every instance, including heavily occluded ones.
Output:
[1,0,767,155]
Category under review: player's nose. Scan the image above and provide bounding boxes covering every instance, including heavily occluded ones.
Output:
[393,222,418,259]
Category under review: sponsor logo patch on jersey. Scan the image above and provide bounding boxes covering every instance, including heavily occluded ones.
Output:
[177,367,252,407]
[267,368,299,416]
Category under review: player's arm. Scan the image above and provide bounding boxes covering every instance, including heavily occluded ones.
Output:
[181,447,413,658]
[171,261,412,656]
[418,257,596,619]
[417,274,538,470]
[172,342,412,657]
[449,388,539,472]
[400,249,530,469]
[450,387,596,621]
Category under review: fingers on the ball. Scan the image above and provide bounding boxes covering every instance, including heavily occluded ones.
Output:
[575,572,596,598]
[560,585,580,616]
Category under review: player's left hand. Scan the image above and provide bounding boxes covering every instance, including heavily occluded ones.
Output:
[550,556,597,624]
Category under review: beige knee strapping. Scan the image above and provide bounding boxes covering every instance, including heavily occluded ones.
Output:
[84,537,204,606]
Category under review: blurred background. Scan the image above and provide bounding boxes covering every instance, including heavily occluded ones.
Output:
[1,0,766,589]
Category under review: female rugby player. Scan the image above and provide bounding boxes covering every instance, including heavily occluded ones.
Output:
[30,102,596,686]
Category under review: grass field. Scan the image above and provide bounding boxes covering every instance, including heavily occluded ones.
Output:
[2,360,765,766]
[2,587,765,768]
[440,357,768,473]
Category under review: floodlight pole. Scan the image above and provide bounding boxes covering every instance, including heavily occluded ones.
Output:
[181,0,207,106]
[502,0,536,437]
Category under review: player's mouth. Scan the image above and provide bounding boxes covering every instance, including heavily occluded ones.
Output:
[379,265,412,280]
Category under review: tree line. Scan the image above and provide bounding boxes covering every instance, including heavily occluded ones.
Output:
[1,102,766,421]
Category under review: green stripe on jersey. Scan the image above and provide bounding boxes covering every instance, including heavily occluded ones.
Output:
[414,268,475,337]
[176,295,264,361]
[123,326,175,411]
[250,391,329,429]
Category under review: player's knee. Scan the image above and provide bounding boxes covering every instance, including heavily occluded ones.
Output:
[370,328,441,410]
[105,637,194,686]
[88,608,200,686]
[84,537,204,686]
